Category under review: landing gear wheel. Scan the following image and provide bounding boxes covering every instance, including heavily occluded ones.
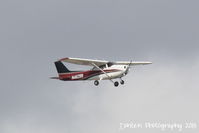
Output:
[120,80,124,85]
[114,81,119,87]
[94,80,99,86]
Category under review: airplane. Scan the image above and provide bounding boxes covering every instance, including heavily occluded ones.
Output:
[51,57,152,87]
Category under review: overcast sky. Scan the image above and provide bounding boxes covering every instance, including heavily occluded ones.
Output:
[0,0,199,133]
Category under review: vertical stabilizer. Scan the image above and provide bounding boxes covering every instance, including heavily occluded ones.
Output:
[54,61,70,73]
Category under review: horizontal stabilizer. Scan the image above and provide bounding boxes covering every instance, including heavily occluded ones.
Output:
[50,77,59,79]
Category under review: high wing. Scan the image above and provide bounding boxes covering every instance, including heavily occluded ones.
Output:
[59,57,108,66]
[59,57,152,66]
[114,61,152,65]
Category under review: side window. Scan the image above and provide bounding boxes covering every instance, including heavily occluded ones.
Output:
[99,64,106,69]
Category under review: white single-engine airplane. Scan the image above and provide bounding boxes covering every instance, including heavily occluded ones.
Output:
[51,57,152,87]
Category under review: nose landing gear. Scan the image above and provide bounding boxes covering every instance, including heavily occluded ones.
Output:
[120,80,124,85]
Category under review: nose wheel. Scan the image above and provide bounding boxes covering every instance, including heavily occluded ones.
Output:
[120,80,124,85]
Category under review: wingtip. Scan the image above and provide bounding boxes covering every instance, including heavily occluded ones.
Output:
[142,61,152,65]
[146,62,152,64]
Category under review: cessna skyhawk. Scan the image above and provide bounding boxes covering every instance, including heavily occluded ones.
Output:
[51,57,152,87]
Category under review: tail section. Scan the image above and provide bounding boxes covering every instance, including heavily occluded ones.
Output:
[54,61,71,73]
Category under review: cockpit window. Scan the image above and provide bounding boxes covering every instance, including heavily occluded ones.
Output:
[92,62,113,70]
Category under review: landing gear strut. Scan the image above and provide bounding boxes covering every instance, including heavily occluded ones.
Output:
[94,80,99,86]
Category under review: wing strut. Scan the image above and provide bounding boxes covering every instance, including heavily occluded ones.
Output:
[91,63,114,83]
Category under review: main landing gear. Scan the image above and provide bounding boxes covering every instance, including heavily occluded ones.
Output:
[94,80,99,86]
[94,79,125,87]
[114,81,119,87]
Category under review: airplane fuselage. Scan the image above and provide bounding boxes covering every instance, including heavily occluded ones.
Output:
[58,65,128,81]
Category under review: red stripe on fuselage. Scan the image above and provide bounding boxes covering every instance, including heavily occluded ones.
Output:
[58,69,120,81]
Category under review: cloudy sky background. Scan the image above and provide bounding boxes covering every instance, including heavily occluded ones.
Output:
[0,0,199,132]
